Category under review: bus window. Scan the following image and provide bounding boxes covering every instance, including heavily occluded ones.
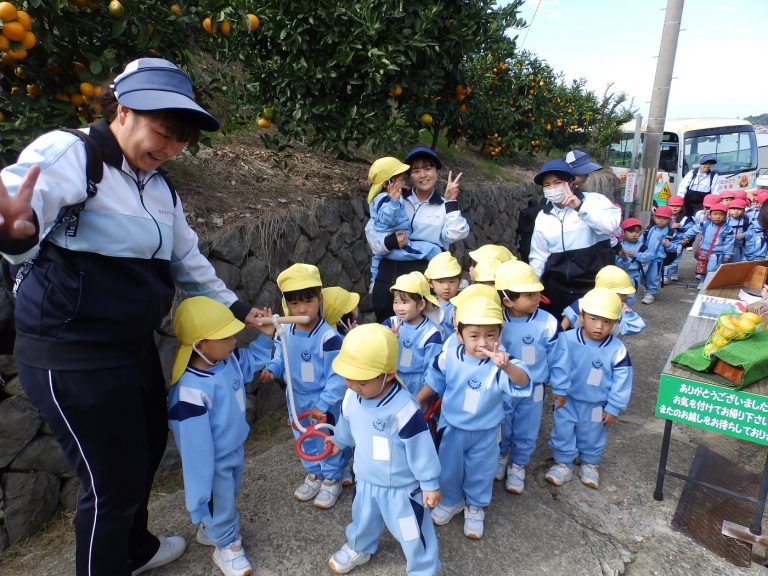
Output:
[608,132,635,168]
[658,144,678,173]
[684,131,757,175]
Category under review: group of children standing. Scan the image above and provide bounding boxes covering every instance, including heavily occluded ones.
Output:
[616,188,768,303]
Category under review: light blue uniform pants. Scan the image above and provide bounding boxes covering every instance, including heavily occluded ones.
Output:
[198,447,243,548]
[435,421,497,508]
[346,480,440,576]
[499,383,544,467]
[548,398,608,466]
[289,392,349,480]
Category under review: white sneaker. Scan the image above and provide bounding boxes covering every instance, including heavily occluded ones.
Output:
[341,464,354,487]
[463,505,485,539]
[197,524,216,547]
[579,464,600,489]
[431,500,465,525]
[212,538,252,576]
[293,473,322,501]
[505,463,525,494]
[494,453,509,481]
[132,536,187,575]
[545,463,573,486]
[327,543,371,574]
[670,274,679,281]
[314,479,342,509]
[641,294,655,305]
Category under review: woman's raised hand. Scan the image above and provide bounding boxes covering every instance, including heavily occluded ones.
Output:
[444,171,463,201]
[0,165,38,239]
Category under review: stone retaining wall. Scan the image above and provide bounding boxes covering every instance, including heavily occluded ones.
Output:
[0,179,545,549]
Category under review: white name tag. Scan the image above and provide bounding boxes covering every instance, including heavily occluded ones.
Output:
[398,515,419,542]
[587,367,602,387]
[235,387,246,412]
[591,406,603,423]
[372,435,390,461]
[400,349,413,368]
[521,345,536,365]
[533,384,544,403]
[301,361,314,382]
[463,389,481,414]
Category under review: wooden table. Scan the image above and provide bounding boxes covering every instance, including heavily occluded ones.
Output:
[654,282,768,561]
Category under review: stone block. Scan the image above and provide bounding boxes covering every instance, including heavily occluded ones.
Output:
[241,256,269,303]
[289,235,310,264]
[210,227,247,266]
[0,395,42,468]
[59,476,80,511]
[254,379,285,423]
[211,258,242,290]
[2,470,59,544]
[10,434,72,477]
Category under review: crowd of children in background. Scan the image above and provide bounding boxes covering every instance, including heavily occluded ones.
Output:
[166,148,768,576]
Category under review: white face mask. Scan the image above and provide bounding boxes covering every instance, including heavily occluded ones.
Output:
[544,185,568,204]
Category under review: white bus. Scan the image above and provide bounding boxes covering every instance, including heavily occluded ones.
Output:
[607,118,758,206]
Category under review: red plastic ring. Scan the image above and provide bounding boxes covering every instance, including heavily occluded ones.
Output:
[294,427,333,462]
[291,410,327,432]
[423,397,442,422]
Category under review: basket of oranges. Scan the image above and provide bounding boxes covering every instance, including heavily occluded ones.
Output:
[703,312,763,359]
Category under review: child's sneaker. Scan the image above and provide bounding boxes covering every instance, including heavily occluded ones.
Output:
[579,464,600,489]
[494,453,509,481]
[196,524,215,547]
[212,538,252,576]
[545,463,573,486]
[431,500,464,525]
[670,273,679,281]
[314,479,342,509]
[327,543,371,574]
[505,463,525,494]
[294,473,322,501]
[341,464,354,488]
[463,505,485,539]
[641,294,655,305]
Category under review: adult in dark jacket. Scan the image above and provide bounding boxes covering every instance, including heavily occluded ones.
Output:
[0,58,267,576]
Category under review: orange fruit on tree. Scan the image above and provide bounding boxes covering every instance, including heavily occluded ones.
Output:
[388,85,402,98]
[170,3,182,16]
[21,30,35,49]
[15,10,30,31]
[2,21,26,42]
[257,117,270,128]
[80,82,94,98]
[5,44,25,60]
[0,2,17,22]
[219,19,231,35]
[108,0,124,19]
[25,83,40,96]
[242,13,259,32]
[202,17,215,34]
[0,34,9,51]
[72,61,87,74]
[54,92,69,103]
[1,52,16,65]
[93,85,103,97]
[458,103,467,113]
[420,113,433,126]
[70,93,86,107]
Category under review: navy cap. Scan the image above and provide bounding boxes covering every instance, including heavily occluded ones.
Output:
[565,149,602,175]
[403,145,442,170]
[113,58,220,132]
[699,154,717,165]
[533,159,574,185]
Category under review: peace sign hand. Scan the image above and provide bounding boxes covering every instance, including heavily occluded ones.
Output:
[477,342,509,369]
[443,171,463,201]
[0,165,38,240]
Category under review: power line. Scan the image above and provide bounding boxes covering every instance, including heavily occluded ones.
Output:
[520,0,542,49]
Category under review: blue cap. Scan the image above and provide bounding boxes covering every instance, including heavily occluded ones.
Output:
[112,58,220,132]
[533,159,574,185]
[403,145,442,170]
[699,154,717,165]
[565,149,602,175]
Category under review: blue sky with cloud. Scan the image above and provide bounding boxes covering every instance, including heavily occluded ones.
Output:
[501,0,767,120]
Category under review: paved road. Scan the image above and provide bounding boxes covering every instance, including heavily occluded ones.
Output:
[4,253,767,576]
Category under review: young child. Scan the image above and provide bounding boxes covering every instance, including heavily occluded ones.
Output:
[382,271,443,397]
[561,265,646,336]
[494,260,570,494]
[745,215,768,261]
[467,244,515,282]
[367,157,443,284]
[615,217,647,307]
[694,193,719,225]
[327,324,441,576]
[637,206,679,305]
[719,189,735,209]
[168,296,274,576]
[322,286,361,337]
[416,296,531,539]
[545,288,633,490]
[726,198,751,263]
[470,257,502,286]
[664,196,694,282]
[424,251,463,341]
[681,203,735,287]
[260,263,349,509]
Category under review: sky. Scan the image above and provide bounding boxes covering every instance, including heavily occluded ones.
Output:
[501,0,768,120]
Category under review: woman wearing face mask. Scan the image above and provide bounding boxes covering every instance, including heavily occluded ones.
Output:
[528,160,621,321]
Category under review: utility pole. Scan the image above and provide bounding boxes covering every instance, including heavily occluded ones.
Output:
[635,0,685,223]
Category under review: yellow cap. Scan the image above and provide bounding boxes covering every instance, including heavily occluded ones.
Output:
[581,288,622,320]
[424,251,462,280]
[495,260,544,292]
[472,257,502,283]
[595,265,636,295]
[321,286,360,326]
[450,283,501,307]
[171,296,244,384]
[390,271,439,307]
[455,296,503,325]
[368,157,410,204]
[332,324,398,380]
[468,244,516,264]
[276,263,322,293]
